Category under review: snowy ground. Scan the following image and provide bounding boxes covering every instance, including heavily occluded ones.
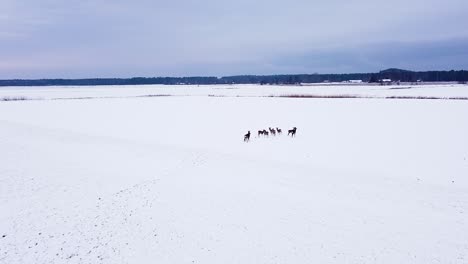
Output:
[1,84,467,264]
[1,83,468,101]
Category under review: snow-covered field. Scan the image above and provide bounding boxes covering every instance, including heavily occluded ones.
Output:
[1,84,467,263]
[1,83,468,101]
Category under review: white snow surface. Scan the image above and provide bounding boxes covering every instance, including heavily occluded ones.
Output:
[1,83,468,100]
[1,84,467,264]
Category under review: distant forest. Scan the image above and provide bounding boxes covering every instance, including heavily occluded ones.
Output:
[1,68,467,86]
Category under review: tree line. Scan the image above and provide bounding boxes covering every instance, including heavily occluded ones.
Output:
[1,68,467,86]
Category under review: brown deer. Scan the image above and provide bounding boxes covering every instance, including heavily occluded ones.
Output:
[244,131,251,142]
[269,127,276,136]
[288,127,297,137]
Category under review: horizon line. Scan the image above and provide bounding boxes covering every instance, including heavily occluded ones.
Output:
[2,68,468,81]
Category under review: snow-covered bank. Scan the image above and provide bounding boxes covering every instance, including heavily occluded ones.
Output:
[1,87,467,263]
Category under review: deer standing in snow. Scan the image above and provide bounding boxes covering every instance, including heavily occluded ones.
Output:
[288,127,297,137]
[244,131,251,142]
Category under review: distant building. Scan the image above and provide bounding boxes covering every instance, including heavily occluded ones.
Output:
[348,80,363,83]
[379,79,392,85]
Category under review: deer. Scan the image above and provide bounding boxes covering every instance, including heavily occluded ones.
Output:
[244,131,251,142]
[276,127,282,134]
[258,130,264,137]
[269,127,276,136]
[288,127,297,137]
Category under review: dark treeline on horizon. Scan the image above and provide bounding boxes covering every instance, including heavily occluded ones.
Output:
[1,68,467,87]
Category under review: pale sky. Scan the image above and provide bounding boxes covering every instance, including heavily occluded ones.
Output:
[1,0,468,78]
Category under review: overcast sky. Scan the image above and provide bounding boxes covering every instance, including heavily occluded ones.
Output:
[1,0,468,78]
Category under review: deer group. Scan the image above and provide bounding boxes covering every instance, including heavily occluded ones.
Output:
[244,127,296,142]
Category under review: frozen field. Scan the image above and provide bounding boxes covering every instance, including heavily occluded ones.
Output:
[1,83,468,101]
[1,84,468,263]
